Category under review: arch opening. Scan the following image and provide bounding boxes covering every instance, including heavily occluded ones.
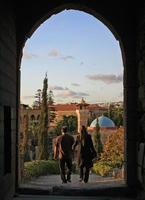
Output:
[18,6,127,194]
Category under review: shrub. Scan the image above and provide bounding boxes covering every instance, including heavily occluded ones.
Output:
[93,161,112,177]
[23,159,59,181]
[100,128,124,168]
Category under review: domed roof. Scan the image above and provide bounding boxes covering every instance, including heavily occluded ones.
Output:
[90,115,115,128]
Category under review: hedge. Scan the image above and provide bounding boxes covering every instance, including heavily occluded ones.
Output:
[23,159,59,181]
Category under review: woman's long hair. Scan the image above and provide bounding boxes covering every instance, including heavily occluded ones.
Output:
[80,125,88,146]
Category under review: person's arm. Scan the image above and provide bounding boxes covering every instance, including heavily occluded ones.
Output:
[53,138,59,160]
[89,135,97,158]
[72,135,79,150]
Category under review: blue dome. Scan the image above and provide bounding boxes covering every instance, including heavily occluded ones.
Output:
[90,115,115,128]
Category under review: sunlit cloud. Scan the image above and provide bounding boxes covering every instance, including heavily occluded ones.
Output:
[86,74,123,84]
[50,86,69,90]
[48,49,74,61]
[23,50,38,59]
[48,49,61,57]
[56,90,89,98]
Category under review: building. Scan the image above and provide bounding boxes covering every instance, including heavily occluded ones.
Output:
[19,99,108,135]
[88,115,118,145]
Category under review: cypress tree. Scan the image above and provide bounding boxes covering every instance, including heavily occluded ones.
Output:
[48,90,56,123]
[38,74,49,160]
[93,118,103,159]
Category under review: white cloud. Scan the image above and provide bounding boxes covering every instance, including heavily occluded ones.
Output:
[50,86,69,90]
[86,74,123,84]
[23,50,37,59]
[56,90,89,98]
[48,49,61,57]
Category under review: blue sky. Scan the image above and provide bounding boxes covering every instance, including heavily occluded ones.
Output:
[21,10,123,106]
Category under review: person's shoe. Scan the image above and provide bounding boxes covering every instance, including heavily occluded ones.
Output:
[62,180,67,184]
[67,179,71,182]
[79,178,83,182]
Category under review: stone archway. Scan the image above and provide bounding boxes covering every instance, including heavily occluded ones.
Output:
[16,1,137,191]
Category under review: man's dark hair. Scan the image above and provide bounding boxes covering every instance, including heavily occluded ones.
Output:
[62,126,67,133]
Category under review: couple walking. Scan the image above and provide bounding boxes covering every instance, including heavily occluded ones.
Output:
[53,125,97,184]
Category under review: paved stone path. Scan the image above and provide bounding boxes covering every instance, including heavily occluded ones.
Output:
[17,174,138,199]
[20,174,125,191]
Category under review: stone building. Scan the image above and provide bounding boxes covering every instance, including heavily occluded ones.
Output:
[0,1,145,199]
[19,100,108,161]
[19,99,108,135]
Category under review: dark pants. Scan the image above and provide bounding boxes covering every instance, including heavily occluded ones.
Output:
[59,157,72,182]
[80,165,90,183]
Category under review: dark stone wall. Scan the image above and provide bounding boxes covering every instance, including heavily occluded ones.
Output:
[136,3,145,194]
[0,2,17,200]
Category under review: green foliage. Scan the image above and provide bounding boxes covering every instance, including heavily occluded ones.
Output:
[23,160,59,181]
[104,103,123,127]
[93,128,124,177]
[24,146,31,162]
[93,118,103,157]
[48,90,54,105]
[22,114,31,161]
[87,112,96,126]
[29,120,39,141]
[33,89,42,108]
[38,74,49,160]
[100,128,124,168]
[48,90,56,123]
[53,115,77,136]
[93,161,112,177]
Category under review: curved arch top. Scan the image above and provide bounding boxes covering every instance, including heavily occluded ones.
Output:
[16,1,128,61]
[27,3,121,42]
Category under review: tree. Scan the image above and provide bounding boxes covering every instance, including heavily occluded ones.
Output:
[100,128,124,168]
[37,74,49,160]
[33,89,42,108]
[53,115,77,136]
[67,115,77,133]
[29,120,39,143]
[48,90,54,105]
[87,112,96,126]
[104,103,123,127]
[23,114,31,161]
[48,90,56,123]
[93,118,103,158]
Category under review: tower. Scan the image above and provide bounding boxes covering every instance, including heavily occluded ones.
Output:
[76,98,89,133]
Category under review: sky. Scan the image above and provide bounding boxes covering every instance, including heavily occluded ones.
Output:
[20,10,123,106]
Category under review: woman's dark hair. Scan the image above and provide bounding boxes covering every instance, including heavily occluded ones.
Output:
[80,125,88,145]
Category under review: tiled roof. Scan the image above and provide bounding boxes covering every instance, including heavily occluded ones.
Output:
[54,104,77,111]
[53,103,107,111]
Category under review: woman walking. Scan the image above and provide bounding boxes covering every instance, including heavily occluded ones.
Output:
[74,125,97,183]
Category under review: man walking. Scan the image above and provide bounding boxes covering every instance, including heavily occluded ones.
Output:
[53,126,74,183]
